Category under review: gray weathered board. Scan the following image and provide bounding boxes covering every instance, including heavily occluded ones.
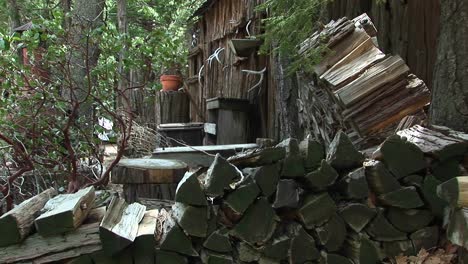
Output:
[152,144,258,167]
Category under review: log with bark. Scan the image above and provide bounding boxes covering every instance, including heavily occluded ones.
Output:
[0,188,57,246]
[35,186,95,236]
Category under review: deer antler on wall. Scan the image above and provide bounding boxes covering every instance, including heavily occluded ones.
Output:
[242,67,267,96]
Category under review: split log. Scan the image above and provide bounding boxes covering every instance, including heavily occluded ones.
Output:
[299,137,325,171]
[401,174,424,188]
[290,225,319,263]
[446,207,468,250]
[338,203,376,233]
[277,138,306,178]
[203,228,232,253]
[437,176,468,207]
[273,180,302,209]
[342,233,382,264]
[335,56,409,108]
[157,209,198,256]
[320,38,385,90]
[201,250,233,264]
[378,186,424,209]
[224,178,260,215]
[374,135,426,178]
[315,214,346,252]
[397,125,468,162]
[386,208,434,233]
[155,250,188,264]
[175,170,207,206]
[305,160,339,190]
[421,174,447,219]
[172,202,208,238]
[321,252,353,264]
[326,131,365,171]
[0,187,57,247]
[364,160,401,194]
[410,226,439,252]
[237,242,261,262]
[231,197,278,245]
[248,163,280,197]
[132,209,159,264]
[228,147,286,167]
[432,159,461,182]
[382,240,415,257]
[262,236,291,261]
[298,192,337,228]
[335,167,369,200]
[111,158,188,184]
[204,154,241,197]
[35,186,95,236]
[99,196,146,256]
[365,209,407,242]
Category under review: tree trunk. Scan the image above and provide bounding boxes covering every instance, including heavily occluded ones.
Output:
[274,53,302,140]
[430,0,468,132]
[117,0,130,110]
[6,0,21,31]
[69,0,104,119]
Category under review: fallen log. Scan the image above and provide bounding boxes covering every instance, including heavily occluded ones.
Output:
[99,196,146,256]
[35,186,95,236]
[0,188,57,247]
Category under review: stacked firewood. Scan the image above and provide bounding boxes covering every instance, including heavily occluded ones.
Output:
[298,13,431,147]
[0,125,466,263]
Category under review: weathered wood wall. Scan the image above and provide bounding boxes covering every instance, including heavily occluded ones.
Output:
[189,0,441,143]
[326,0,440,89]
[188,0,278,141]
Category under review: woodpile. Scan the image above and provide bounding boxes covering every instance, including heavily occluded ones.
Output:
[298,13,431,147]
[0,124,467,263]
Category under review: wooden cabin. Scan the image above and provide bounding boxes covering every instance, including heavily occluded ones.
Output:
[186,0,278,142]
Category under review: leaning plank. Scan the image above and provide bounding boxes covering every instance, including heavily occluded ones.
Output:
[111,158,188,184]
[132,209,159,264]
[35,186,95,236]
[99,196,146,256]
[437,176,468,207]
[0,188,57,247]
[446,207,468,249]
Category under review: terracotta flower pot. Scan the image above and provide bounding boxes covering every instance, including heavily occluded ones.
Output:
[160,75,182,91]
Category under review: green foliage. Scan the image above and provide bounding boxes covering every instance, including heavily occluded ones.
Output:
[0,0,203,196]
[257,0,330,73]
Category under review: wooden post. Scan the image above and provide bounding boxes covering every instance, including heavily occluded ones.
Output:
[155,91,190,125]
